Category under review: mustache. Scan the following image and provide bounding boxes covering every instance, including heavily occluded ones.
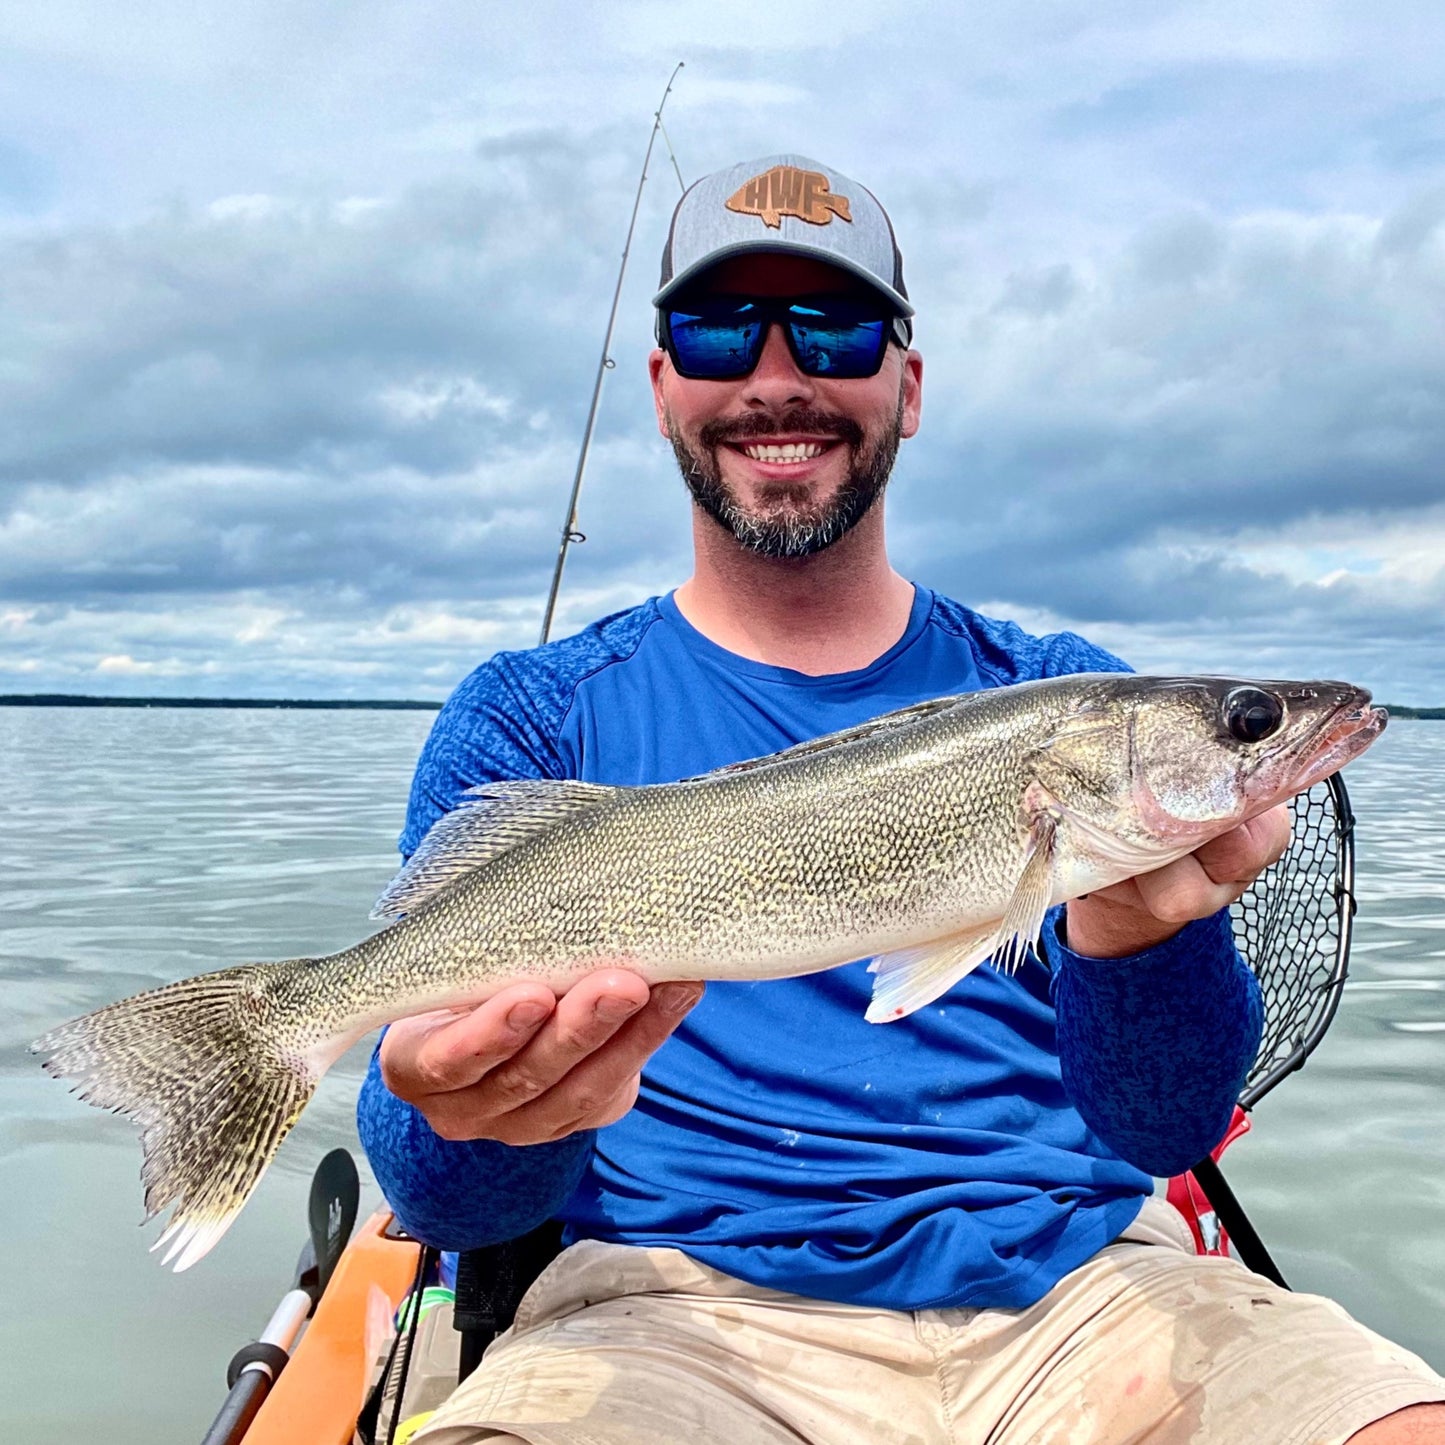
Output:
[697,409,865,450]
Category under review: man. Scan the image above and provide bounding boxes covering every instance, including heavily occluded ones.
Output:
[360,156,1445,1443]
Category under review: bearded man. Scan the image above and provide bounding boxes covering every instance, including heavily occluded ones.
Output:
[359,156,1445,1444]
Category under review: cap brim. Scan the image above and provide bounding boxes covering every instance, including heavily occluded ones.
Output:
[652,239,914,318]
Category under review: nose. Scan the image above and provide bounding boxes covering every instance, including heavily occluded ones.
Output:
[742,322,816,410]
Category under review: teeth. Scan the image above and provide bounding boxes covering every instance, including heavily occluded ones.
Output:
[742,442,826,463]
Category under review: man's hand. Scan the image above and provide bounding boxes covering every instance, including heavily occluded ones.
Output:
[379,970,704,1147]
[1065,804,1293,959]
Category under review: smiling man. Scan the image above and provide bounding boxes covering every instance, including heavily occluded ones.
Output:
[360,157,1445,1444]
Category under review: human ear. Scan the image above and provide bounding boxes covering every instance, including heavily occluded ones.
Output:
[648,348,671,438]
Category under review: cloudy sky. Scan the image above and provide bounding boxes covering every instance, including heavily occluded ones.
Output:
[3,1,1444,702]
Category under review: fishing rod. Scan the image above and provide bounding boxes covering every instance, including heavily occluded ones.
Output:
[539,61,687,645]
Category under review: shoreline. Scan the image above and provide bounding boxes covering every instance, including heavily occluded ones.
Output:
[0,694,442,711]
[5,693,1439,716]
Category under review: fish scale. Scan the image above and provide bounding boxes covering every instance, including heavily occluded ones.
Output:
[32,671,1385,1269]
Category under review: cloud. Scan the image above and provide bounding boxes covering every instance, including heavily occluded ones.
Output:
[895,198,1445,682]
[3,2,1445,702]
[0,167,618,487]
[95,653,196,676]
[0,133,697,670]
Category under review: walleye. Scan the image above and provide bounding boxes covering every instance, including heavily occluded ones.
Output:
[33,673,1384,1269]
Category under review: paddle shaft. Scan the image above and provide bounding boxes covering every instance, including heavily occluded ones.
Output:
[199,1288,311,1445]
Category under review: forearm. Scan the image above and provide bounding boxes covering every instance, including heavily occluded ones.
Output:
[1049,907,1263,1177]
[356,1042,594,1250]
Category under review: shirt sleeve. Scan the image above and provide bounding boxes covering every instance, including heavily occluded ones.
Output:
[1046,906,1264,1177]
[357,652,587,1248]
[356,1043,594,1250]
[398,652,568,856]
[1039,629,1131,679]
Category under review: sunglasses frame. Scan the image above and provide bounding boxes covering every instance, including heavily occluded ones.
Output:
[658,293,908,382]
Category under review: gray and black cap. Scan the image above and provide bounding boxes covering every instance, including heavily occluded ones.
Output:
[655,154,913,345]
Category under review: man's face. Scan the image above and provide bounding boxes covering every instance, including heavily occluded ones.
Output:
[649,254,923,559]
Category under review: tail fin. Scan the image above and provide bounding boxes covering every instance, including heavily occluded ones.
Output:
[32,961,320,1271]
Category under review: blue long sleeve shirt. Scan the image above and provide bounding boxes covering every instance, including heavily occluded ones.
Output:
[358,587,1262,1311]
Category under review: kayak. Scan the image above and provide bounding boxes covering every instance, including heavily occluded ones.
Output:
[202,1146,548,1445]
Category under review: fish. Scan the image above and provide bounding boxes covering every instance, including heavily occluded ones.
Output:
[32,673,1385,1269]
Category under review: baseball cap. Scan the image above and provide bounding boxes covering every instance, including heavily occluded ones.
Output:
[655,154,913,344]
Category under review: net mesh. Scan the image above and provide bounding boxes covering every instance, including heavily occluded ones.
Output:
[1229,775,1354,1110]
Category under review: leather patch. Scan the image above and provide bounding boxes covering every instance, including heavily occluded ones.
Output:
[725,166,853,229]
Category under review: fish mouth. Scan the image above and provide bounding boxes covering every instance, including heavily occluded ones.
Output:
[1295,702,1387,790]
[1266,685,1387,801]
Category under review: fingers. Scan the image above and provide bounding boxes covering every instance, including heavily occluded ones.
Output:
[482,980,704,1144]
[1191,805,1292,887]
[379,970,704,1146]
[485,975,688,1111]
[1130,854,1252,924]
[379,980,561,1102]
[1086,806,1294,923]
[1067,805,1295,956]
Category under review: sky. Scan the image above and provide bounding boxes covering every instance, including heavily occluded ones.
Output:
[3,0,1445,702]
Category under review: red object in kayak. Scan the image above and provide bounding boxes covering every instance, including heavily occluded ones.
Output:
[1167,1105,1253,1256]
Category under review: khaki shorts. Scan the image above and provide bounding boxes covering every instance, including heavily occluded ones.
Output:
[414,1198,1444,1445]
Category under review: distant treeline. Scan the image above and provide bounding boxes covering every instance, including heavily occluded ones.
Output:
[2,693,1442,717]
[0,694,443,711]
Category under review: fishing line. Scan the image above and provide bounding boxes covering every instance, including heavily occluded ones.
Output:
[385,1244,433,1445]
[658,115,686,193]
[356,1240,433,1445]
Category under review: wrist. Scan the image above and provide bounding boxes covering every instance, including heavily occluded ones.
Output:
[1064,895,1184,959]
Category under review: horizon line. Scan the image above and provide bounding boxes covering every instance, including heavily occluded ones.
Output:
[0,693,443,711]
[1,693,1442,718]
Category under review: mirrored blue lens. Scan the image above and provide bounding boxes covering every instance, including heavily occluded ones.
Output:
[666,297,891,379]
[667,302,765,378]
[786,303,888,378]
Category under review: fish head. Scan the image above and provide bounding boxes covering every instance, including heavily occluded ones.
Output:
[1030,675,1386,857]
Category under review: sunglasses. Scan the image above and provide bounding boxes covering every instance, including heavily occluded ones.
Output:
[659,294,904,381]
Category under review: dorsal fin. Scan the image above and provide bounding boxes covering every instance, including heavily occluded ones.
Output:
[371,779,619,919]
[692,694,965,781]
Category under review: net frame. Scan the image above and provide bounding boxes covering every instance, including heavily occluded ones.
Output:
[1229,771,1357,1111]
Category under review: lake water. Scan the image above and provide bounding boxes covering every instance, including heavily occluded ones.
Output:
[1,707,1441,1440]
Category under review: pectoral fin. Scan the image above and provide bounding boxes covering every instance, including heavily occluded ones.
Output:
[865,922,1000,1023]
[989,808,1057,975]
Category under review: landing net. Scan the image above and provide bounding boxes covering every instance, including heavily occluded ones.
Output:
[1230,774,1356,1111]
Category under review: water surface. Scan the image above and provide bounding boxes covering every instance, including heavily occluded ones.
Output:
[1,708,1440,1439]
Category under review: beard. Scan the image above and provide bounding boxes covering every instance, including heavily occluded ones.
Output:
[667,397,904,559]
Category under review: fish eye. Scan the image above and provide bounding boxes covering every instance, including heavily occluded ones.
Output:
[1224,686,1284,744]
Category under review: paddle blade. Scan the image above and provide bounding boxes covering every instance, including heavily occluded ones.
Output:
[308,1147,360,1299]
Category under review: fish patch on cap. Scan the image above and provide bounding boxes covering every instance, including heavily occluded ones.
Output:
[725,165,853,230]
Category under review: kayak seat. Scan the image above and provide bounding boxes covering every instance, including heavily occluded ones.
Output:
[453,1218,565,1381]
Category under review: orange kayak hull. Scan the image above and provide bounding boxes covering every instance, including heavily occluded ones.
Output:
[243,1210,420,1445]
